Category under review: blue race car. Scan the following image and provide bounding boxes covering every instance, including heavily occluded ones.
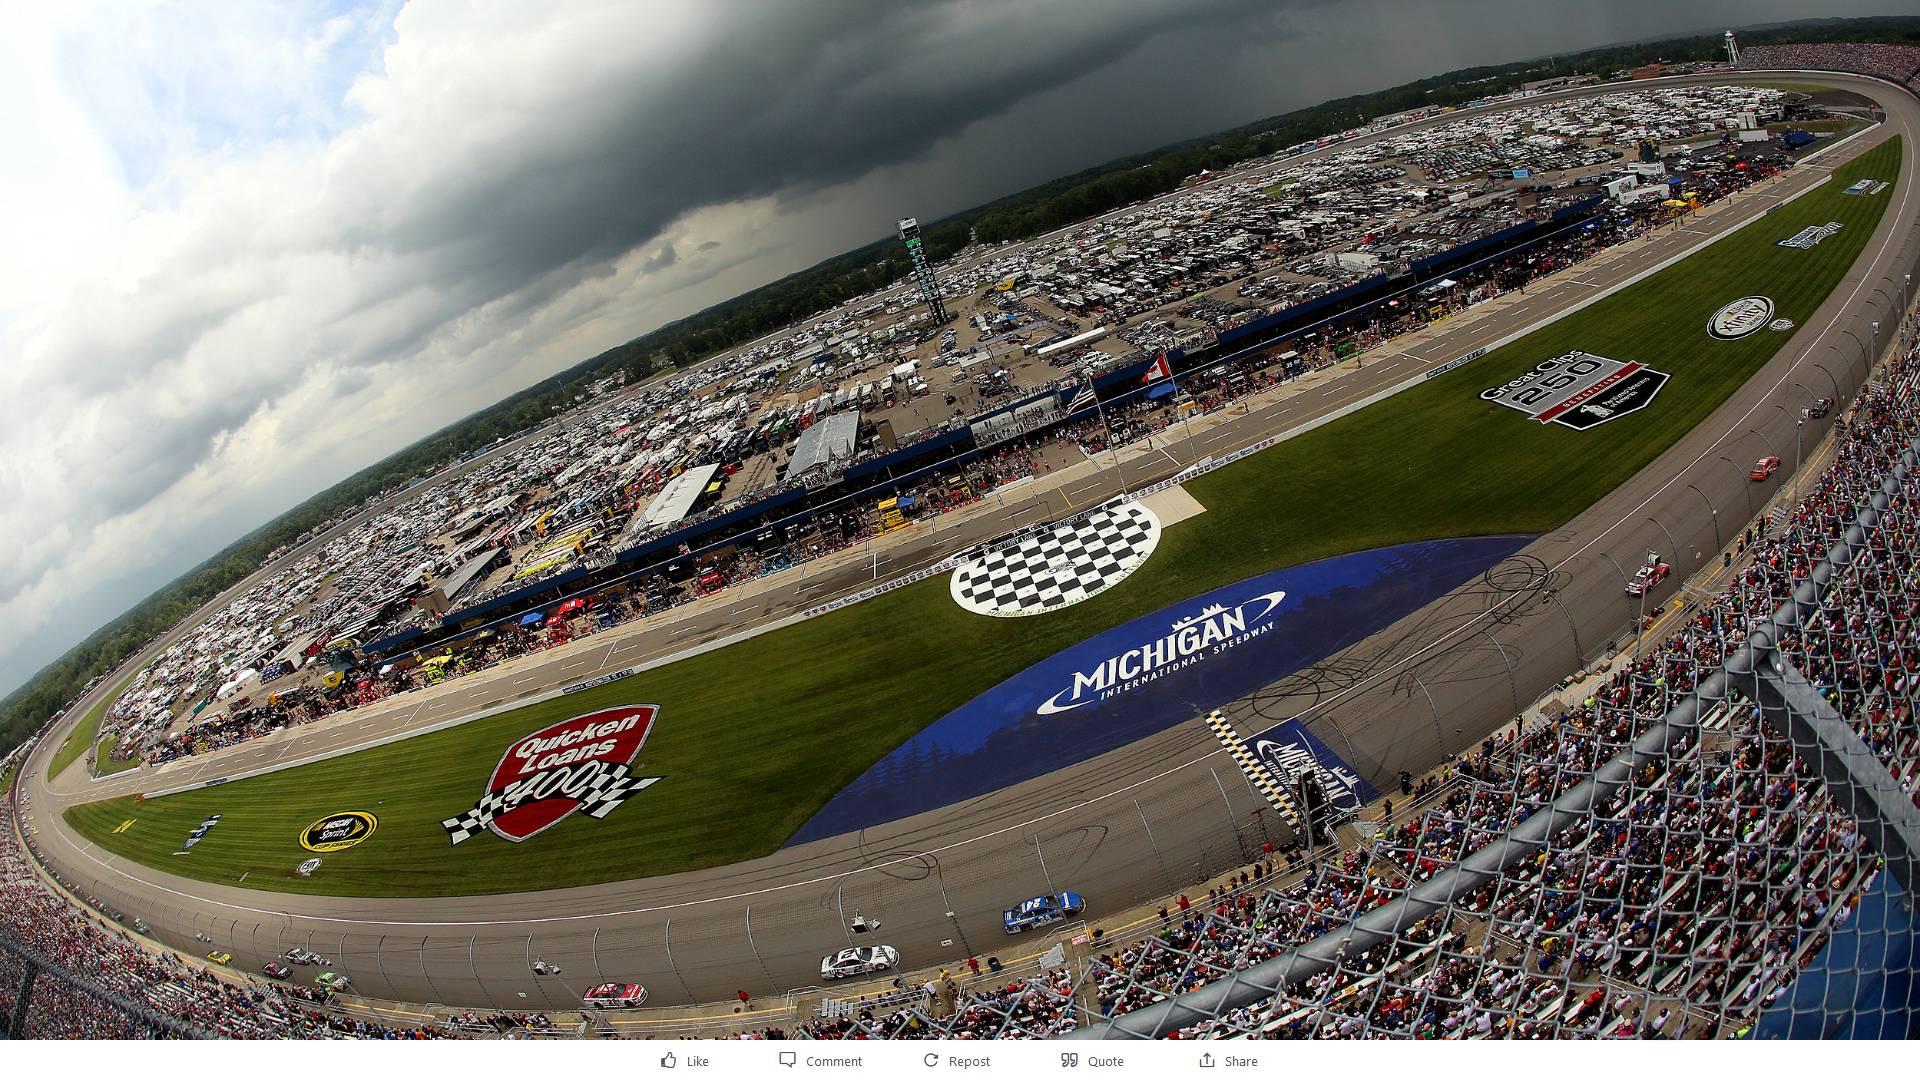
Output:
[1003,891,1085,934]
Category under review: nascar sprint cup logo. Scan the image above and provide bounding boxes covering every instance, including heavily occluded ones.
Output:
[441,705,663,845]
[1036,589,1287,715]
[1708,296,1775,340]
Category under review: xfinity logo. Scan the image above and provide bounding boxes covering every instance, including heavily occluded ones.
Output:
[1708,296,1775,340]
[1035,590,1287,715]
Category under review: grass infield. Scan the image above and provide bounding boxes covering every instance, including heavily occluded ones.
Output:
[46,673,135,782]
[64,139,1903,897]
[94,735,142,777]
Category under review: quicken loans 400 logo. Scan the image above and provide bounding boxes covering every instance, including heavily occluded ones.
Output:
[1036,590,1288,715]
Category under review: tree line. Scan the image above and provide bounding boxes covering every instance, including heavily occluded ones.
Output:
[5,16,1919,755]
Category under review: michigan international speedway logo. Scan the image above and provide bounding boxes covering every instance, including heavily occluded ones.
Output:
[1035,590,1288,714]
[787,537,1528,846]
[1480,351,1669,431]
[441,705,663,845]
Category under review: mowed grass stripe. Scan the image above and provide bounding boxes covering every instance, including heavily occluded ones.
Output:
[64,139,1902,897]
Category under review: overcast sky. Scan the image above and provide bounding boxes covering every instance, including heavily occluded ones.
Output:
[0,0,1907,698]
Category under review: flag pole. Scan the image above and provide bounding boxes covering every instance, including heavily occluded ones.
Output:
[1088,363,1133,502]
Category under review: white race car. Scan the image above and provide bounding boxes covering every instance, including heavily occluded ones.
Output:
[819,945,900,980]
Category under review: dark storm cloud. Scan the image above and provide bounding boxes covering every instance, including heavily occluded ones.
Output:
[334,0,1274,307]
[1,0,1903,698]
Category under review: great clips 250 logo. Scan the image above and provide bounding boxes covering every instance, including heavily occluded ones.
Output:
[441,705,663,845]
[1480,351,1668,431]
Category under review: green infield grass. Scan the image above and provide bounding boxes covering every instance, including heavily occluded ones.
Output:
[94,735,142,777]
[46,673,135,781]
[64,138,1902,897]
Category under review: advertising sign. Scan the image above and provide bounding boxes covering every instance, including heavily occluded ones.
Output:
[441,705,662,845]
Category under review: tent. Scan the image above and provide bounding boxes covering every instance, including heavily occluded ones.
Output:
[556,597,589,616]
[519,611,546,627]
[1147,382,1178,401]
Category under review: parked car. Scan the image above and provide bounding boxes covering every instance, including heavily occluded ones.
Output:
[582,982,650,1009]
[1749,455,1781,480]
[1003,891,1086,934]
[819,945,901,980]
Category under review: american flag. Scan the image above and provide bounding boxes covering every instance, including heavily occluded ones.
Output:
[1065,378,1096,413]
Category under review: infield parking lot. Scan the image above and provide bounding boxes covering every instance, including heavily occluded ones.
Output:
[64,137,1904,898]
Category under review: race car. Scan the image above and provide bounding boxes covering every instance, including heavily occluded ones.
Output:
[581,982,649,1009]
[1003,891,1085,934]
[205,950,233,965]
[314,971,352,992]
[819,945,901,980]
[284,948,329,966]
[261,961,292,980]
[1807,397,1833,419]
[1749,455,1781,481]
[1624,556,1670,597]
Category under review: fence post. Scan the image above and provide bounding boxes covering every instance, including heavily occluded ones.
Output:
[1033,834,1058,895]
[664,917,695,1005]
[1209,767,1244,851]
[469,936,498,1010]
[418,937,444,1007]
[376,935,394,1001]
[1134,799,1175,894]
[744,906,779,996]
[7,960,35,1038]
[1483,630,1520,716]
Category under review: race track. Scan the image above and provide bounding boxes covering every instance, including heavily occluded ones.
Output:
[16,69,1920,1018]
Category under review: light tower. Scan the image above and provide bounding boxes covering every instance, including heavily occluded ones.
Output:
[897,216,950,325]
[1724,30,1740,66]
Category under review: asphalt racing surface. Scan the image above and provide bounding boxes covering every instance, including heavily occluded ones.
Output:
[17,71,1920,1016]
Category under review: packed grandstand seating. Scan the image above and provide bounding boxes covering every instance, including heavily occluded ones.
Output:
[743,319,1920,1041]
[1741,42,1920,91]
[0,815,451,1038]
[101,165,1767,777]
[9,42,1920,1042]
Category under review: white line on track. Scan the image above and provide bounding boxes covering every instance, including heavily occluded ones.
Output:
[1289,119,1907,727]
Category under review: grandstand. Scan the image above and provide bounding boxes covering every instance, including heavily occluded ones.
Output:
[8,44,1920,1045]
[749,321,1920,1041]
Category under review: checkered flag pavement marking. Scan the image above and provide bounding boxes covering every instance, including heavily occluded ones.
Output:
[441,764,657,844]
[951,502,1161,616]
[441,795,504,845]
[1202,710,1302,828]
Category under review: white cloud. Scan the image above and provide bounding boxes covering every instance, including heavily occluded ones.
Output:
[0,0,1896,695]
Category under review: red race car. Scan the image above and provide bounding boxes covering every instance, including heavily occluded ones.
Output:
[1749,455,1781,481]
[582,982,649,1010]
[1625,557,1670,597]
